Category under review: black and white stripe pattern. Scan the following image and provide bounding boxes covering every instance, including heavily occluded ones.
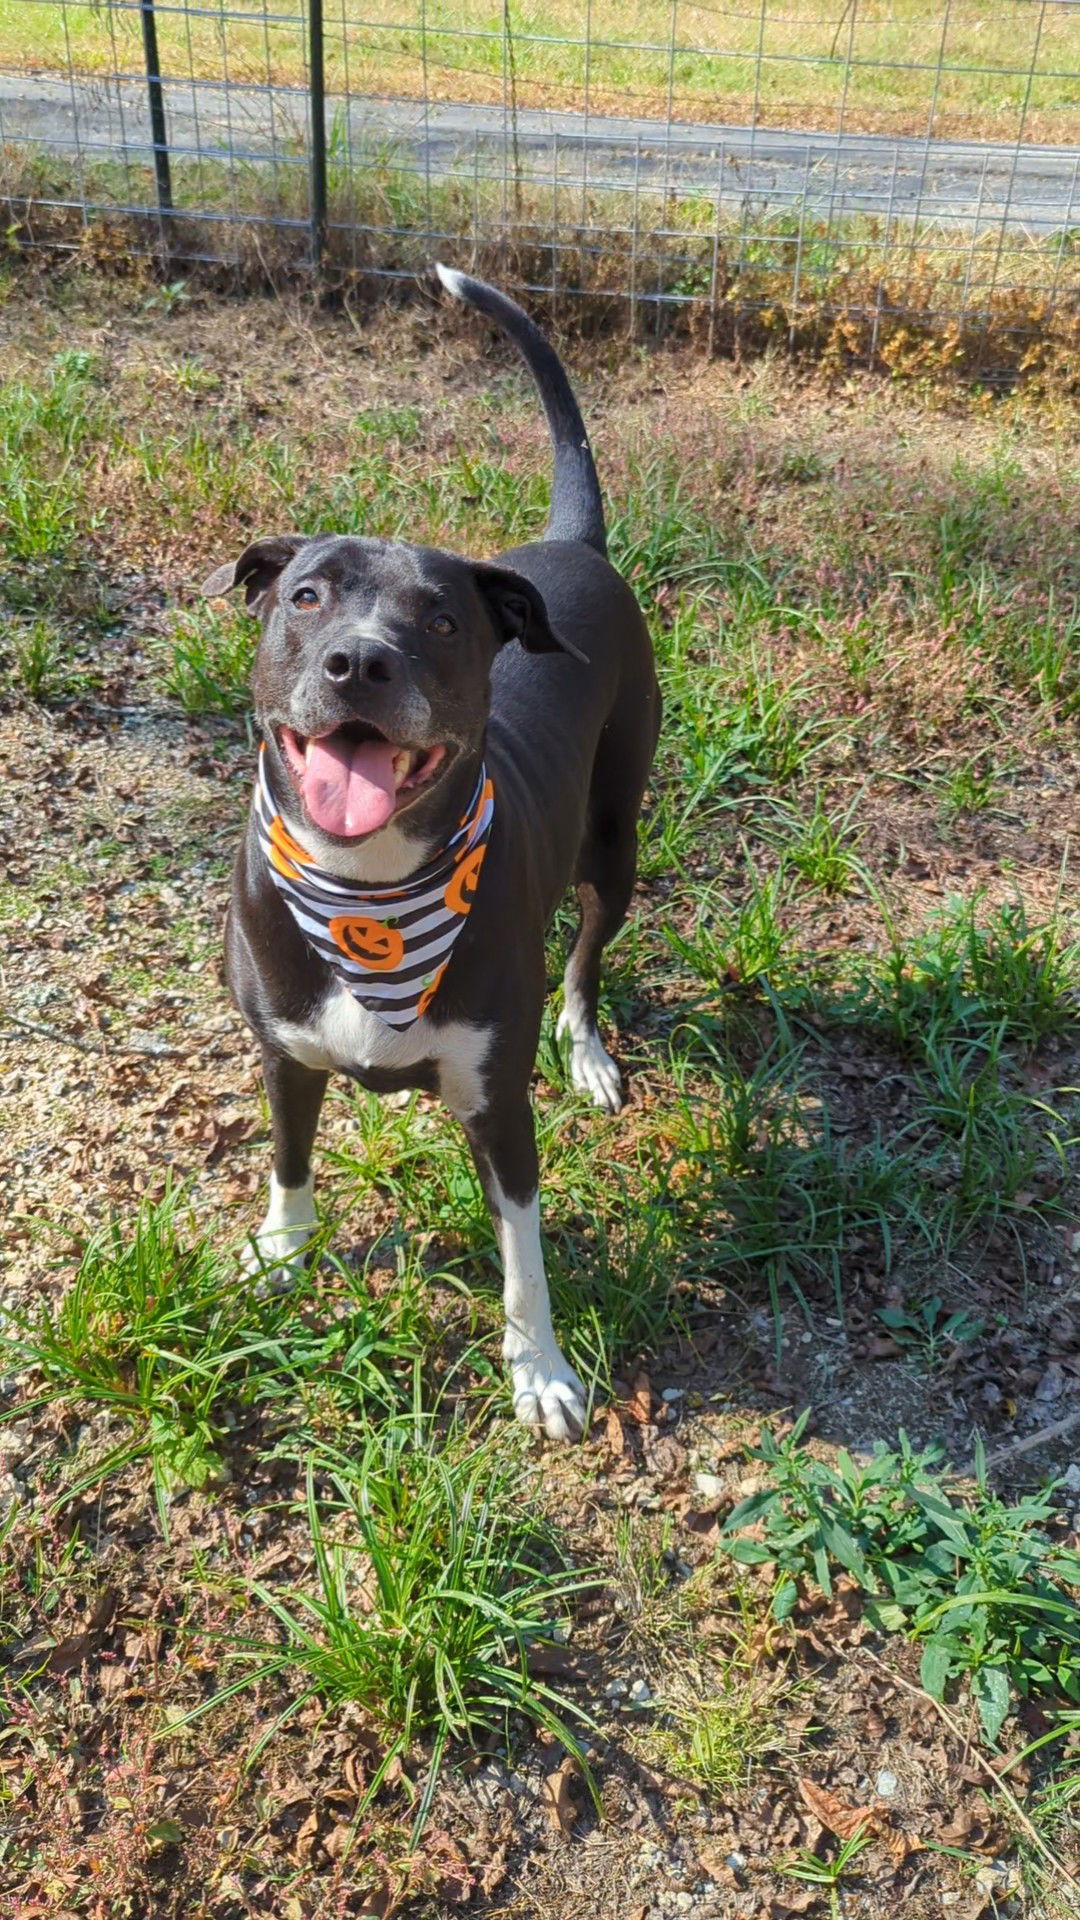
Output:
[255,751,494,1030]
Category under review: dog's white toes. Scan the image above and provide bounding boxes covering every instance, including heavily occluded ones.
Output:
[556,1012,624,1113]
[509,1349,588,1442]
[573,1036,624,1112]
[240,1227,314,1294]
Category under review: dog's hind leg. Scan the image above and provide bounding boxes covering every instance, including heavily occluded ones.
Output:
[243,1048,327,1280]
[558,802,640,1114]
[455,1097,587,1441]
[560,681,659,1111]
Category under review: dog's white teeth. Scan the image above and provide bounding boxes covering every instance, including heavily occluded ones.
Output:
[304,738,314,764]
[392,749,412,787]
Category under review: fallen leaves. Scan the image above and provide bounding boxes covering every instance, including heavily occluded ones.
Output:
[796,1774,924,1866]
[45,1588,119,1674]
[797,1775,877,1843]
[542,1754,583,1837]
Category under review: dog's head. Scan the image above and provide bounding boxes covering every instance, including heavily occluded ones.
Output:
[203,534,583,844]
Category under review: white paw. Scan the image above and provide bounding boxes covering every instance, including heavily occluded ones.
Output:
[506,1341,588,1442]
[556,1012,624,1114]
[239,1223,315,1294]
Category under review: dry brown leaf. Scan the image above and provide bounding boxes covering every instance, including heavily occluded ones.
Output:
[46,1630,98,1675]
[883,1826,924,1864]
[626,1370,653,1426]
[293,1807,319,1861]
[542,1754,582,1837]
[356,1886,394,1920]
[797,1776,876,1842]
[696,1845,741,1888]
[683,1508,721,1539]
[770,1889,817,1915]
[427,1829,474,1904]
[478,1845,509,1896]
[323,1822,354,1862]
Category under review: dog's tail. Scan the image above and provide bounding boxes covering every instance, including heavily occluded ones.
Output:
[435,264,607,559]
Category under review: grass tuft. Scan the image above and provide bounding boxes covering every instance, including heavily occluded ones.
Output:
[163,603,256,718]
[190,1412,596,1815]
[2,1188,425,1521]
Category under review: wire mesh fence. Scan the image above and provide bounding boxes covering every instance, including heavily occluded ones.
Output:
[1,1,1077,371]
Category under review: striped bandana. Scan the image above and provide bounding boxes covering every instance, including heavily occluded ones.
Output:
[255,747,494,1030]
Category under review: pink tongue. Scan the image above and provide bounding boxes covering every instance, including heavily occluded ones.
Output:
[301,734,398,836]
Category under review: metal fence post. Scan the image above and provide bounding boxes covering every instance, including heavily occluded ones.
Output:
[139,0,172,223]
[308,0,328,271]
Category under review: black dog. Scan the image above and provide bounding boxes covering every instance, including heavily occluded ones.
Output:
[204,268,660,1439]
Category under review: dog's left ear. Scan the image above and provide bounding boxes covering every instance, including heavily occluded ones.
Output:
[473,563,588,663]
[202,535,308,614]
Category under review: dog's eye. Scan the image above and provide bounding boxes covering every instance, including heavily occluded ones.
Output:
[427,613,456,636]
[292,586,320,610]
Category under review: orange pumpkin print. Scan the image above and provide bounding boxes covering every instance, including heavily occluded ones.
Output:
[417,963,448,1018]
[444,844,486,915]
[269,815,312,882]
[329,915,406,971]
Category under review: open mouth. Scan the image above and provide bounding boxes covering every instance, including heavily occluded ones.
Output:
[278,721,447,839]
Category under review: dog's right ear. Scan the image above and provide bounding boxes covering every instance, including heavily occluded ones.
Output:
[202,536,307,614]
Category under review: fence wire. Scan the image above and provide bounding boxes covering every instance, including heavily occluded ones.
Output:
[0,1,1077,366]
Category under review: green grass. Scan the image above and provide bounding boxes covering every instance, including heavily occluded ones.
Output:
[164,603,257,717]
[2,0,1074,142]
[6,617,75,702]
[778,1828,875,1919]
[2,1187,428,1522]
[636,1673,782,1792]
[0,349,100,565]
[187,1411,596,1813]
[851,893,1080,1057]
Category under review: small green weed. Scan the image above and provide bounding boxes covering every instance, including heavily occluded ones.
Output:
[169,356,221,395]
[141,278,190,314]
[767,790,866,896]
[875,1294,985,1367]
[665,652,838,800]
[666,1042,912,1336]
[638,1672,782,1791]
[1018,1711,1080,1916]
[722,1416,1080,1744]
[937,753,1001,819]
[665,859,799,995]
[913,1030,1047,1229]
[353,403,423,447]
[9,617,71,701]
[0,349,100,562]
[777,1826,874,1917]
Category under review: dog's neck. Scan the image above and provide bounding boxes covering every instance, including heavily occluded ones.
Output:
[262,747,485,887]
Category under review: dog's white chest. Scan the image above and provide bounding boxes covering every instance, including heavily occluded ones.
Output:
[271,987,492,1117]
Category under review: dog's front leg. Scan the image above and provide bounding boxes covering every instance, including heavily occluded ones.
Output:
[243,1047,328,1279]
[457,1100,587,1442]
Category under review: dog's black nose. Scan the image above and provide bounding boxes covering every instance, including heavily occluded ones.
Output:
[322,643,395,688]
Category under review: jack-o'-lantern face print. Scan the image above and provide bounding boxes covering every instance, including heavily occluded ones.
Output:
[269,815,312,882]
[416,963,448,1018]
[329,916,406,971]
[444,844,485,916]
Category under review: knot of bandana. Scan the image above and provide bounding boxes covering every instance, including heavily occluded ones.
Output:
[255,748,494,1030]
